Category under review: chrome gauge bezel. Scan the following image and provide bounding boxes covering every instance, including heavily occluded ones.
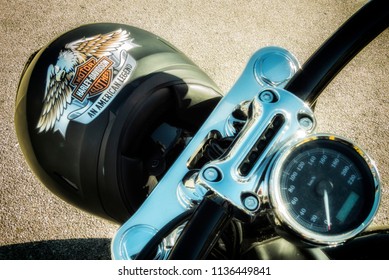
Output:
[268,133,381,246]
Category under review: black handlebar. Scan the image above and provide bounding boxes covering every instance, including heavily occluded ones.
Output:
[285,0,389,106]
[168,193,233,259]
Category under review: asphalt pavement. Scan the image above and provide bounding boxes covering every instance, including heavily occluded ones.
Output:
[0,0,388,259]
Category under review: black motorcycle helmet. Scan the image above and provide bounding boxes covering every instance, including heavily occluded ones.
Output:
[15,23,222,223]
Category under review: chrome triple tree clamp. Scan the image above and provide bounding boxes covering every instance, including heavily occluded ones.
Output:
[111,47,303,259]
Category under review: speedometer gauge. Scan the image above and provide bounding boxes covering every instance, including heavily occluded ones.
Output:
[268,134,380,246]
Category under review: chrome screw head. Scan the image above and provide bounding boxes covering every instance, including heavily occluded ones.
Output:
[203,167,220,182]
[259,91,274,103]
[299,117,314,130]
[243,195,260,211]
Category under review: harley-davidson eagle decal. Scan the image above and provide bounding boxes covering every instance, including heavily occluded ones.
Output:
[37,29,139,137]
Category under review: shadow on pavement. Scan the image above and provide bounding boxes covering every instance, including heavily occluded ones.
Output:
[0,238,111,260]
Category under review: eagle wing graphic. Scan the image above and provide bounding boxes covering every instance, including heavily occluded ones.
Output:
[37,65,73,133]
[36,29,134,134]
[65,29,131,63]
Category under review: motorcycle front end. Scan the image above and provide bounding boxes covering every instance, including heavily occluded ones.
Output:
[111,0,388,260]
[13,0,388,262]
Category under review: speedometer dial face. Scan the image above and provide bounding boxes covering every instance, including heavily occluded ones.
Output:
[270,135,380,245]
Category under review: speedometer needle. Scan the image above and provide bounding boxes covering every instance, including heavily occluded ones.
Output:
[324,190,331,231]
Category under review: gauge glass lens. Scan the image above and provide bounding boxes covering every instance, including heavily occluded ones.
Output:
[278,139,376,236]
